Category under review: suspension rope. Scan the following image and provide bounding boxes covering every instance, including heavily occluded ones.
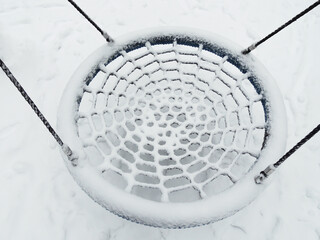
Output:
[255,124,320,184]
[1,0,319,179]
[242,0,320,54]
[67,0,114,42]
[0,58,77,165]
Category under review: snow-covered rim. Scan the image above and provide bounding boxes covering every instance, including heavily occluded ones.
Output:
[58,27,287,228]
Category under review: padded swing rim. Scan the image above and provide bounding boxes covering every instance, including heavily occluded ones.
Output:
[58,27,287,228]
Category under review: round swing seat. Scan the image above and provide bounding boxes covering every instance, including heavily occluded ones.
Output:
[58,28,286,228]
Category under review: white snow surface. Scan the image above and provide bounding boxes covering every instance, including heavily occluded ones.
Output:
[0,0,320,239]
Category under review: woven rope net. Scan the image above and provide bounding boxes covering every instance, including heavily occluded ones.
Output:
[76,36,267,203]
[58,29,287,227]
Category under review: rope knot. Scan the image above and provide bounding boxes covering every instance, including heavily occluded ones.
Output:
[62,144,78,166]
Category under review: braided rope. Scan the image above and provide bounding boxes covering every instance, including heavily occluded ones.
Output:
[67,0,113,42]
[0,58,77,165]
[255,123,320,183]
[242,0,320,54]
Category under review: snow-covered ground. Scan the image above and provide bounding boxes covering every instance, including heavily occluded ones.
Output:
[1,0,320,239]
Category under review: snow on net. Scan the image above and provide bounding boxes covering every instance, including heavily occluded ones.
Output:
[75,38,267,203]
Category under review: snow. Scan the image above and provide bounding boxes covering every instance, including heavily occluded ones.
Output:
[1,0,320,239]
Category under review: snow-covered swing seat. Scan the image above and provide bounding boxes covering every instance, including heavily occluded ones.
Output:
[58,28,287,228]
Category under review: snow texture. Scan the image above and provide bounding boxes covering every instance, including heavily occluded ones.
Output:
[1,0,320,239]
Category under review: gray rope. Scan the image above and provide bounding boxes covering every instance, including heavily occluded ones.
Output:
[0,0,111,166]
[242,0,320,54]
[0,58,78,165]
[255,124,320,184]
[240,0,320,183]
[67,0,114,42]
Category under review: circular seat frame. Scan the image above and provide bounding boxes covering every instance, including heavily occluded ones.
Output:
[58,28,287,228]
